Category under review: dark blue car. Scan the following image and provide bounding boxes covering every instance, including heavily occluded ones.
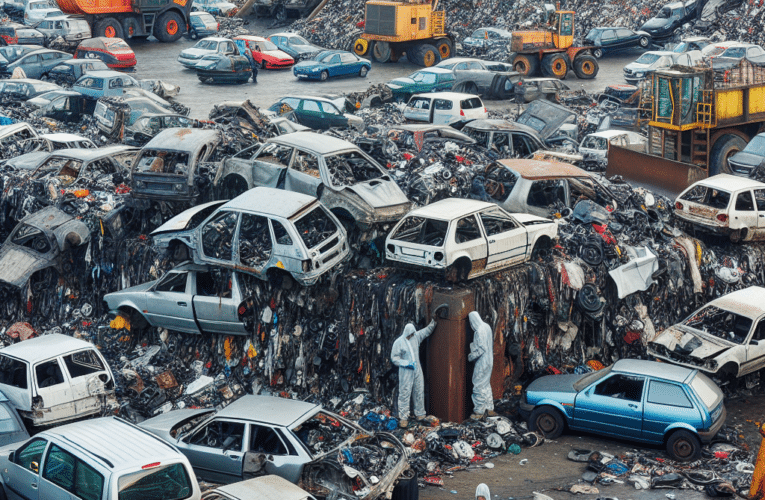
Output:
[293,50,370,81]
[583,27,651,59]
[520,359,726,461]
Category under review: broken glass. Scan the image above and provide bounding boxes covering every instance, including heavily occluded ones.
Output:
[682,305,753,344]
[325,151,384,187]
[238,214,272,268]
[391,216,448,246]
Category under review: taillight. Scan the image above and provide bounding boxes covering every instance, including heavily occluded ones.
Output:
[483,107,487,113]
[217,23,220,30]
[717,213,728,222]
[675,202,683,210]
[460,109,465,116]
[302,260,311,272]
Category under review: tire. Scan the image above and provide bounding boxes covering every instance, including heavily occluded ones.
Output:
[406,49,418,65]
[359,65,368,77]
[371,41,392,63]
[353,38,370,57]
[639,36,649,48]
[512,54,539,77]
[411,43,441,67]
[95,17,124,39]
[666,430,701,461]
[154,11,184,43]
[320,70,328,81]
[464,81,478,95]
[529,406,564,439]
[435,38,453,60]
[189,29,198,40]
[709,134,747,175]
[541,53,568,79]
[593,48,603,59]
[573,55,598,79]
[391,472,418,500]
[531,237,552,259]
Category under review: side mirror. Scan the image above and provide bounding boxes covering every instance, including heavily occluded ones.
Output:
[751,339,760,346]
[30,461,39,474]
[8,451,14,462]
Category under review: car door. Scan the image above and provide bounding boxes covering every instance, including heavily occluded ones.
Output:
[732,189,758,234]
[142,269,199,333]
[318,101,349,129]
[33,357,75,421]
[285,148,321,196]
[2,437,47,500]
[478,208,528,269]
[432,98,455,124]
[642,379,702,443]
[193,269,248,335]
[19,53,41,78]
[325,53,341,76]
[451,214,488,275]
[404,96,431,122]
[573,373,645,439]
[600,29,616,49]
[182,418,248,483]
[199,210,240,266]
[60,349,111,416]
[437,72,456,91]
[251,42,263,64]
[250,424,305,484]
[340,52,359,75]
[467,60,492,89]
[616,29,636,49]
[297,99,324,129]
[250,143,293,189]
[47,95,75,122]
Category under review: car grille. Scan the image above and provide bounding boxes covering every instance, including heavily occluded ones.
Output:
[728,160,753,175]
[624,69,634,76]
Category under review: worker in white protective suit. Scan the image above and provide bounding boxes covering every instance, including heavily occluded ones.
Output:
[391,304,448,428]
[468,311,496,419]
[475,483,491,500]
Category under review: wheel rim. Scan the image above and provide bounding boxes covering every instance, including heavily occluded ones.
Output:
[672,438,694,459]
[372,42,390,62]
[536,413,557,434]
[423,50,436,66]
[552,59,566,77]
[515,58,529,75]
[640,37,648,47]
[594,49,602,58]
[438,42,450,58]
[167,20,179,35]
[104,26,116,37]
[354,39,368,56]
[321,71,327,80]
[582,60,595,75]
[128,26,135,36]
[360,67,367,76]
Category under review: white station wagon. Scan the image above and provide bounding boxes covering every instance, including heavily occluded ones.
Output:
[385,198,557,281]
[674,174,765,242]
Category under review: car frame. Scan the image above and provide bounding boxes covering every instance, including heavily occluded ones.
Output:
[33,16,91,43]
[462,27,512,49]
[436,57,519,97]
[623,50,702,84]
[639,0,700,40]
[44,58,109,85]
[385,197,557,281]
[214,132,412,229]
[513,77,570,103]
[293,50,370,81]
[462,119,547,157]
[520,359,726,461]
[195,54,254,84]
[139,395,412,500]
[188,11,220,40]
[0,48,72,78]
[74,37,137,70]
[268,33,322,61]
[728,132,765,175]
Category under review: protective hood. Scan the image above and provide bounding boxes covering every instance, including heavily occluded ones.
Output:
[402,323,416,338]
[476,483,491,499]
[469,311,485,332]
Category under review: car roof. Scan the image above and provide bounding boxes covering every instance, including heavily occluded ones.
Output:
[210,475,313,500]
[612,359,695,382]
[82,70,130,78]
[691,173,765,192]
[271,32,305,37]
[50,145,136,161]
[269,131,355,154]
[411,91,479,100]
[0,333,96,363]
[41,132,91,141]
[143,128,220,152]
[464,119,539,136]
[280,95,337,105]
[197,36,231,42]
[235,35,267,42]
[222,187,317,218]
[43,417,184,471]
[498,159,591,179]
[707,286,765,319]
[407,197,494,220]
[413,67,452,74]
[217,395,321,427]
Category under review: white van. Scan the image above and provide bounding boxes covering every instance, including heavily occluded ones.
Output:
[403,92,488,125]
[579,130,647,160]
[0,416,202,500]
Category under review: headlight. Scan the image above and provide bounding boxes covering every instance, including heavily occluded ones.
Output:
[312,67,320,72]
[635,72,644,78]
[174,184,185,191]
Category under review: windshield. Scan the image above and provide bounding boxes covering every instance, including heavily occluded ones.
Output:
[324,151,384,187]
[573,365,613,391]
[317,52,335,62]
[11,224,52,253]
[411,71,436,84]
[682,305,753,344]
[705,46,725,57]
[391,216,448,246]
[744,136,765,155]
[635,53,661,64]
[585,28,603,40]
[118,463,192,500]
[106,40,131,49]
[289,35,310,45]
[135,150,190,174]
[720,47,746,58]
[293,206,338,248]
[35,157,84,184]
[690,372,723,409]
[673,41,690,52]
[0,46,30,63]
[66,20,90,30]
[261,40,278,51]
[194,39,218,50]
[581,135,608,149]
[656,6,672,17]
[291,412,355,458]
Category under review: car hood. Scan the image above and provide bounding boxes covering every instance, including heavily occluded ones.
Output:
[387,77,414,88]
[729,151,765,167]
[152,200,226,235]
[180,48,213,58]
[625,62,651,71]
[345,179,410,208]
[294,60,323,70]
[262,49,291,60]
[641,18,671,30]
[526,373,584,395]
[139,408,217,442]
[0,246,50,288]
[291,44,319,54]
[650,325,733,360]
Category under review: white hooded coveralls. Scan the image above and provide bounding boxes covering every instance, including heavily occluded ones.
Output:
[475,483,491,500]
[468,311,494,414]
[391,320,435,420]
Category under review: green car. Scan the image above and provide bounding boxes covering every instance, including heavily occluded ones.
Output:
[385,67,456,102]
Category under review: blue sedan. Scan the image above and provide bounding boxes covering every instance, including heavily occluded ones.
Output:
[520,359,726,461]
[293,50,370,81]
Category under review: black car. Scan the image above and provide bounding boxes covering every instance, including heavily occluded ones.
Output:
[583,27,652,58]
[728,132,765,176]
[597,83,639,105]
[639,0,699,40]
[45,59,110,86]
[195,54,255,84]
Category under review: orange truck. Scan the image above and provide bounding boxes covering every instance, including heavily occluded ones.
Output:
[57,0,193,42]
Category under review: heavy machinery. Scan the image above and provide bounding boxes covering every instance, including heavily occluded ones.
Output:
[606,62,765,193]
[352,0,453,67]
[509,5,598,80]
[57,0,193,42]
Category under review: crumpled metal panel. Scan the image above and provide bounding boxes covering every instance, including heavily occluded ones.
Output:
[608,246,659,299]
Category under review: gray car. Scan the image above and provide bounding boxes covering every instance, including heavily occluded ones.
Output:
[139,395,412,500]
[268,33,322,61]
[151,188,349,286]
[513,77,571,103]
[105,262,254,335]
[0,390,29,448]
[462,119,547,157]
[214,132,412,229]
[0,206,90,289]
[0,48,71,78]
[436,57,519,97]
[34,16,91,43]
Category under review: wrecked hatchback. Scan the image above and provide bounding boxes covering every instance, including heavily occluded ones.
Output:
[151,188,348,286]
[0,206,90,289]
[648,286,765,378]
[214,132,412,229]
[0,333,116,427]
[139,395,413,500]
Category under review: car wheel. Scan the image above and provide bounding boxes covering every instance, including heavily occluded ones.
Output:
[639,36,649,48]
[189,29,198,40]
[709,134,746,176]
[359,65,368,77]
[464,81,479,95]
[573,55,598,79]
[666,430,701,461]
[529,406,564,439]
[320,70,328,81]
[593,48,603,59]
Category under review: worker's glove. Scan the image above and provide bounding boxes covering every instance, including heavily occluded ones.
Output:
[404,363,416,370]
[432,303,449,321]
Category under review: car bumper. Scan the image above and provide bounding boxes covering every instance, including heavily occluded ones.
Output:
[178,57,202,67]
[518,401,535,419]
[698,406,726,442]
[294,71,320,79]
[673,211,730,234]
[264,59,294,69]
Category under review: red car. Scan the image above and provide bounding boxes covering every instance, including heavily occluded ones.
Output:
[234,35,294,69]
[75,37,137,70]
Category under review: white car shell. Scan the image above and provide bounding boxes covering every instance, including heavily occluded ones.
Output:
[674,174,765,242]
[579,130,647,160]
[648,286,765,377]
[403,92,488,125]
[385,198,557,280]
[623,50,702,83]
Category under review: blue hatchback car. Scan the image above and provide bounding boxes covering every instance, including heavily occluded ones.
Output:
[520,359,726,461]
[293,50,370,81]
